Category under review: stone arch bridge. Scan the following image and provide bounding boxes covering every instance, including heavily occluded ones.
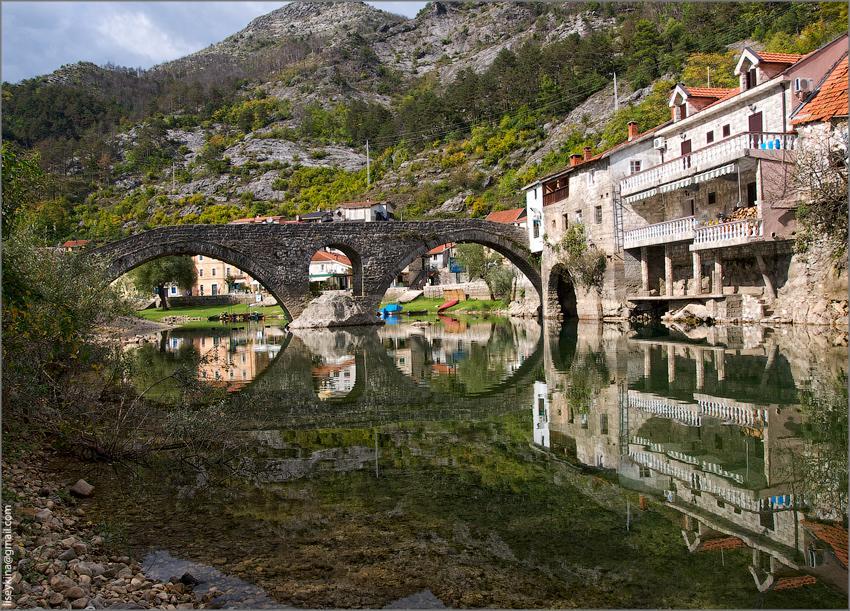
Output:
[89,220,541,320]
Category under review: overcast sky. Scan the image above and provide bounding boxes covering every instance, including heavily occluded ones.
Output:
[1,1,427,83]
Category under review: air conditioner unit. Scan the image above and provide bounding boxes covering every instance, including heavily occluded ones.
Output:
[653,137,667,151]
[793,78,813,93]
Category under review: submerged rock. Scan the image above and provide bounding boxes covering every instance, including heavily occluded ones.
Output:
[289,293,383,328]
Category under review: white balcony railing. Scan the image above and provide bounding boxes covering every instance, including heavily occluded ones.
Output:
[623,215,696,249]
[692,219,763,250]
[620,132,797,196]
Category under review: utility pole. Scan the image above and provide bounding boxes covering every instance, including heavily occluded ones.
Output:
[366,139,371,188]
[171,161,176,195]
[613,72,619,112]
[707,67,711,87]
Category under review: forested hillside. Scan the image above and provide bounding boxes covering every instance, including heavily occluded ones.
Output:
[2,1,845,244]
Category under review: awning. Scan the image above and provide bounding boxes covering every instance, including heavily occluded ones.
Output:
[623,188,658,205]
[694,163,736,184]
[660,176,694,193]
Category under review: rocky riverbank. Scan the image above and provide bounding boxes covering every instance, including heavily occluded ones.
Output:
[3,448,215,609]
[96,316,175,346]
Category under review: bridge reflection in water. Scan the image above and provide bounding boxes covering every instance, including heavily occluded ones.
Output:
[117,317,846,607]
[536,321,849,595]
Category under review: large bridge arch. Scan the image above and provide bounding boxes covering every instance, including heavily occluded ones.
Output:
[371,224,542,306]
[92,232,298,321]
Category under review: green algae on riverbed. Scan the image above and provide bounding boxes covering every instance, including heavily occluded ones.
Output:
[60,318,848,608]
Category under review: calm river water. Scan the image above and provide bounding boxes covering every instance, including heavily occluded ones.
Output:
[68,316,848,608]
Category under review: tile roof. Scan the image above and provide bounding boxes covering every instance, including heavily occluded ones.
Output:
[486,208,527,224]
[311,251,352,266]
[684,87,738,99]
[802,520,848,568]
[337,200,380,209]
[62,239,91,248]
[229,215,290,224]
[697,536,745,552]
[757,52,805,64]
[699,87,742,111]
[773,575,817,591]
[426,242,454,255]
[792,56,849,125]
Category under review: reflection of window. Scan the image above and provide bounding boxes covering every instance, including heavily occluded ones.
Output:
[199,269,203,277]
[198,255,203,261]
[580,413,588,429]
[639,466,651,478]
[533,219,541,238]
[708,192,716,205]
[537,397,545,417]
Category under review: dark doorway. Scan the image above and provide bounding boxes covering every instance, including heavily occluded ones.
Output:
[549,265,578,319]
[748,112,763,147]
[681,139,692,169]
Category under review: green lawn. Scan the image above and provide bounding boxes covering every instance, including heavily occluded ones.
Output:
[136,304,286,323]
[380,296,507,314]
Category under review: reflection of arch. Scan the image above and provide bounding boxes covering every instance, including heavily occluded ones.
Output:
[375,229,541,305]
[309,241,363,297]
[547,264,578,319]
[101,239,292,321]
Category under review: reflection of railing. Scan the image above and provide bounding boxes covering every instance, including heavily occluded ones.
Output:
[620,132,797,196]
[692,219,763,249]
[628,391,702,427]
[623,215,696,249]
[697,396,768,428]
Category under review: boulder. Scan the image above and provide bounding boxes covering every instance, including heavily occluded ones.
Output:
[69,479,94,497]
[288,293,383,328]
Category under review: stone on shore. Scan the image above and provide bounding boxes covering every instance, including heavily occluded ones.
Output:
[288,292,383,328]
[70,479,95,497]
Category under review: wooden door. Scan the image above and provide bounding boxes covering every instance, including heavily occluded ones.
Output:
[748,112,763,147]
[681,139,692,169]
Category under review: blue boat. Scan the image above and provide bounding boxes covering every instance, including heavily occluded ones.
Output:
[379,303,403,317]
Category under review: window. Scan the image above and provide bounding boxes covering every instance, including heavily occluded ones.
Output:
[630,160,642,175]
[212,268,216,276]
[746,67,757,90]
[594,206,603,224]
[586,170,595,186]
[677,102,687,120]
[551,218,557,229]
[708,192,717,205]
[199,285,204,296]
[600,414,608,434]
[575,210,583,225]
[170,286,177,295]
[639,466,651,478]
[562,213,569,229]
[198,269,203,277]
[226,267,230,276]
[722,124,731,137]
[706,130,714,144]
[533,219,541,238]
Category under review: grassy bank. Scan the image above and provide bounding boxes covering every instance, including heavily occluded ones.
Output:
[135,304,286,326]
[380,296,507,314]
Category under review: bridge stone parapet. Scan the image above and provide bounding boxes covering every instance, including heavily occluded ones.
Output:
[88,220,541,322]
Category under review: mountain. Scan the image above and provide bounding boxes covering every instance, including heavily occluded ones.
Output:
[1,1,841,243]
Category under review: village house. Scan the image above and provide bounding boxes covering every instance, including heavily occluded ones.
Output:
[309,249,353,290]
[525,34,848,321]
[331,200,393,222]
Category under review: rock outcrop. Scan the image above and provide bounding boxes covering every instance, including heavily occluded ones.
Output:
[288,292,383,328]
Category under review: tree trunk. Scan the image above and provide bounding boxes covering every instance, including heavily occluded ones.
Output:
[157,285,169,310]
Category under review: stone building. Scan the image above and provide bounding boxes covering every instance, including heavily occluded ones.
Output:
[525,34,848,323]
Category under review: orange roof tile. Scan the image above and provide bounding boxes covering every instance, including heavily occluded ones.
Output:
[311,251,352,266]
[792,56,849,125]
[698,536,745,552]
[684,87,737,99]
[802,520,848,568]
[486,208,526,224]
[426,242,454,255]
[757,52,805,64]
[62,239,91,248]
[773,575,817,591]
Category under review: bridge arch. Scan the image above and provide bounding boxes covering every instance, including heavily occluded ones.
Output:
[373,227,542,306]
[96,236,295,321]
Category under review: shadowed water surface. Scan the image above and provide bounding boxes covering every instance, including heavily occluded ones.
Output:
[69,317,848,608]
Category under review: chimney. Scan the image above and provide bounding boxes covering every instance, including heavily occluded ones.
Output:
[569,154,583,166]
[627,121,639,141]
[583,146,592,161]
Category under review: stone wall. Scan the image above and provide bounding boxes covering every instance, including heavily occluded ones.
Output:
[772,242,848,326]
[423,280,491,300]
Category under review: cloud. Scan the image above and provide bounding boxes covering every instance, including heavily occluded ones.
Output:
[1,1,426,83]
[93,10,196,64]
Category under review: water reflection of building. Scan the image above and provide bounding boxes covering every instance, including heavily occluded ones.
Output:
[312,356,356,398]
[170,326,286,391]
[538,322,848,594]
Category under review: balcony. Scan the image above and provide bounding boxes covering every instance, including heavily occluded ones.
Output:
[691,218,763,251]
[620,132,797,198]
[542,186,568,206]
[623,215,696,249]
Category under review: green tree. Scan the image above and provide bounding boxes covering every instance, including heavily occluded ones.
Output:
[454,243,514,301]
[130,256,197,309]
[1,143,48,238]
